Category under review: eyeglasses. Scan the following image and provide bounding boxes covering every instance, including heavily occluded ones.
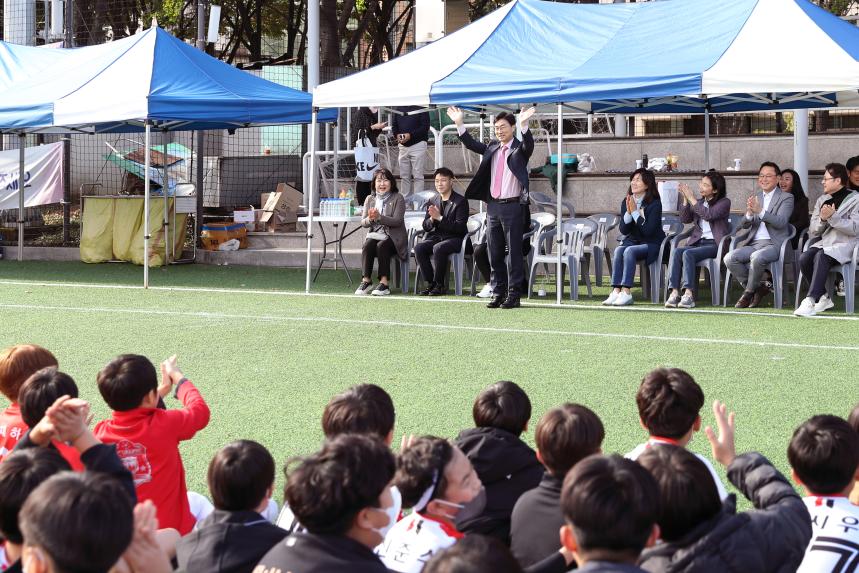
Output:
[822,176,836,182]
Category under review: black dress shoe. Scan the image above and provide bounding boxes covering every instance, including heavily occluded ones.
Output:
[428,285,448,296]
[486,295,504,308]
[501,294,521,309]
[418,283,435,296]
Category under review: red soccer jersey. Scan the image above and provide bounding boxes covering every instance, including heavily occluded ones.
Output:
[93,381,210,535]
[0,404,28,462]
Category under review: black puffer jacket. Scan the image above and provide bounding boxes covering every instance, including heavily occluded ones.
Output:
[454,427,544,542]
[639,452,811,573]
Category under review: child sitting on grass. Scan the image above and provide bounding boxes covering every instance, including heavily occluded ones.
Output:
[17,368,83,470]
[94,354,210,535]
[0,345,57,462]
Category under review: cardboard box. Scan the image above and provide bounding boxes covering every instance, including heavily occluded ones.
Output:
[233,210,255,224]
[200,222,249,251]
[260,183,302,232]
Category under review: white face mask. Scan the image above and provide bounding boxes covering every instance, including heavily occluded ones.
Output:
[370,486,402,542]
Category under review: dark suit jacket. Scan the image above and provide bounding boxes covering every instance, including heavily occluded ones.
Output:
[458,129,534,205]
[617,197,666,265]
[421,191,469,240]
[679,196,731,246]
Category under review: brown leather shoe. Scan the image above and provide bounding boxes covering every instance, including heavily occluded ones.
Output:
[749,283,772,308]
[734,291,754,308]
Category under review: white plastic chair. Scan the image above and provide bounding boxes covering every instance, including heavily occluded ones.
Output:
[723,225,796,309]
[586,213,620,287]
[528,218,597,300]
[794,237,857,314]
[413,217,481,296]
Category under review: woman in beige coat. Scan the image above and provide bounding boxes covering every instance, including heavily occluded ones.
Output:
[355,168,408,296]
[795,162,859,316]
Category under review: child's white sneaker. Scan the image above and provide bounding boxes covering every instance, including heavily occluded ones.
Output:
[814,294,834,314]
[794,297,817,317]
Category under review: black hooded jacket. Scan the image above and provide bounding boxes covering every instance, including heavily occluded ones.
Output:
[454,426,544,542]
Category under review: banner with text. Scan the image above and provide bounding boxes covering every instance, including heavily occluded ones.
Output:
[0,142,64,210]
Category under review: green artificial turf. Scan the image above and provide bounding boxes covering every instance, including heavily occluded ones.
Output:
[0,260,856,508]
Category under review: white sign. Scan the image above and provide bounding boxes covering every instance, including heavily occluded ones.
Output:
[0,142,64,210]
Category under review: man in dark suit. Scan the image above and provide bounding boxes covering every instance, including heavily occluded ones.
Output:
[415,167,470,296]
[447,106,535,309]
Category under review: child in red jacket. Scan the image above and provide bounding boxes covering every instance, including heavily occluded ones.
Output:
[94,354,210,535]
[0,345,58,462]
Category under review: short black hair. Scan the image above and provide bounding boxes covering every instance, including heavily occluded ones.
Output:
[636,445,721,542]
[636,368,704,440]
[97,354,158,412]
[18,367,79,428]
[561,454,659,559]
[825,162,850,188]
[396,436,454,509]
[759,161,781,176]
[849,403,859,434]
[788,415,859,495]
[423,534,524,573]
[284,434,395,535]
[0,448,71,543]
[494,112,515,127]
[846,156,859,172]
[472,381,531,436]
[434,167,455,179]
[535,403,604,478]
[322,384,395,440]
[208,440,275,512]
[20,472,134,573]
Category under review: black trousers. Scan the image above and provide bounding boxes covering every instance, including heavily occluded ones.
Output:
[414,236,463,287]
[486,201,526,296]
[362,237,396,280]
[356,180,372,208]
[474,241,531,290]
[800,247,838,301]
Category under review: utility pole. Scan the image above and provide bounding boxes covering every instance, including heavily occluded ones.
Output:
[194,0,207,244]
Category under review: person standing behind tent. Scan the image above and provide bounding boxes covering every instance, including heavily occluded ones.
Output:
[392,106,430,197]
[447,106,536,310]
[353,107,388,207]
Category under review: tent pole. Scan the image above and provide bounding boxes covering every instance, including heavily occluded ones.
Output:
[162,132,169,264]
[556,104,564,305]
[346,107,351,149]
[333,109,340,198]
[144,123,151,289]
[17,134,25,262]
[305,109,319,294]
[14,134,24,261]
[704,106,710,171]
[479,115,485,214]
[794,109,809,195]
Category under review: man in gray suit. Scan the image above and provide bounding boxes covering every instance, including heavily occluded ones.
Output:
[725,162,795,308]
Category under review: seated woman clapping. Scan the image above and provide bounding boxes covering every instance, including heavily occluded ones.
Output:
[355,169,408,297]
[603,168,665,306]
[665,171,731,309]
[794,163,859,317]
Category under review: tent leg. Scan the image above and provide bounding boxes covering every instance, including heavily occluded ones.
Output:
[17,134,25,262]
[144,123,151,289]
[162,134,169,265]
[556,104,564,305]
[305,110,319,294]
[794,109,809,194]
[704,107,710,171]
[479,115,485,214]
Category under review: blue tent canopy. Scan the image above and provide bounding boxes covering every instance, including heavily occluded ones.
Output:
[0,26,335,132]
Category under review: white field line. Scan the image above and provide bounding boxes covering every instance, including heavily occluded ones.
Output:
[2,302,859,352]
[0,279,857,321]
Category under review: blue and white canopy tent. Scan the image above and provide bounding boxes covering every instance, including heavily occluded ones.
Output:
[0,24,336,285]
[311,0,859,302]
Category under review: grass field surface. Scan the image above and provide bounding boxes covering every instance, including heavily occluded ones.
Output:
[0,260,856,507]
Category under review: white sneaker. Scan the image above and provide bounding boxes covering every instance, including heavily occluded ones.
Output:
[371,283,390,296]
[355,281,373,295]
[602,291,620,306]
[612,292,634,306]
[814,295,834,314]
[476,284,493,298]
[794,297,817,317]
